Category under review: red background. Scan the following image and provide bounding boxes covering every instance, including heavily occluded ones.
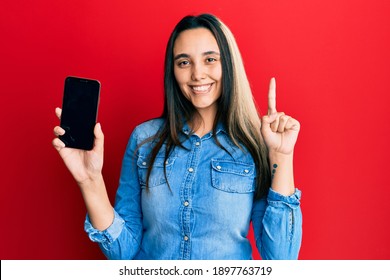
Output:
[1,0,389,260]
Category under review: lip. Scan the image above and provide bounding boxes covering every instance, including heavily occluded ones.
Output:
[189,83,213,94]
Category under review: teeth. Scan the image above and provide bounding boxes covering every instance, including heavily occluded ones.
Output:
[192,84,211,92]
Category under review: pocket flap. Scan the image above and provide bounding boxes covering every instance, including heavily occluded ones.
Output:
[211,159,255,193]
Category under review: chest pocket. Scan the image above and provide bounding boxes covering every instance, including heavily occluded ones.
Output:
[137,155,176,188]
[211,159,256,193]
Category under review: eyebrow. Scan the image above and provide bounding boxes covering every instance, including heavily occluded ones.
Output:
[174,51,220,60]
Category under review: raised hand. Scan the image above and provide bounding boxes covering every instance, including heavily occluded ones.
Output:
[52,107,104,185]
[261,78,300,156]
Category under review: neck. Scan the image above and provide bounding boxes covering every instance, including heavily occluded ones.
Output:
[191,107,217,137]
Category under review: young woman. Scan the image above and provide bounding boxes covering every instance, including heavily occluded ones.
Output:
[53,14,302,260]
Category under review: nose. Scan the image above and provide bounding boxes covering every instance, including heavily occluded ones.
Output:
[191,62,207,81]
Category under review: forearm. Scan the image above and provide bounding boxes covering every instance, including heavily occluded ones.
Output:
[269,152,295,196]
[79,174,114,231]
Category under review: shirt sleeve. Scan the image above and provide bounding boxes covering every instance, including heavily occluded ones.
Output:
[251,188,302,260]
[83,128,144,259]
[84,209,124,247]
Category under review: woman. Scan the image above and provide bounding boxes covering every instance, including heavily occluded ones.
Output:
[53,14,302,260]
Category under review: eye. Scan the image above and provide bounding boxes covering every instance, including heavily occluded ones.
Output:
[206,57,217,63]
[177,60,190,67]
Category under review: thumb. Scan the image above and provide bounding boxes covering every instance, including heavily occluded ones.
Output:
[261,114,277,134]
[93,123,104,152]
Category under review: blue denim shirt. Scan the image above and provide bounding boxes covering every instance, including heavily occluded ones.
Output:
[85,119,302,260]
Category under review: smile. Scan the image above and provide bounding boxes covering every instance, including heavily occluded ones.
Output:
[190,83,213,93]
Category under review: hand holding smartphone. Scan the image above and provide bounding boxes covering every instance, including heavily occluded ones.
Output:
[59,76,101,150]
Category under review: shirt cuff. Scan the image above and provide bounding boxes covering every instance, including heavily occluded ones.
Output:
[267,188,301,209]
[84,209,125,244]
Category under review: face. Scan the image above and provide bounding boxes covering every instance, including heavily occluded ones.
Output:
[173,28,222,117]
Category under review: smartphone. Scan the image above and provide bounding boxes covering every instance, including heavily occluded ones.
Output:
[59,76,101,150]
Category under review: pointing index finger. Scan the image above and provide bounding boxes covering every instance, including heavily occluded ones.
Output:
[268,77,277,116]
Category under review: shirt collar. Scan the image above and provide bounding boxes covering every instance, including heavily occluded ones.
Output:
[182,121,227,137]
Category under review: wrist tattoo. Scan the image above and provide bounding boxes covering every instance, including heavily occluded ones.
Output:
[271,163,278,180]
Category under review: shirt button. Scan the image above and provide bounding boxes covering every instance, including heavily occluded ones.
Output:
[195,142,200,146]
[216,165,222,170]
[142,162,147,166]
[184,236,189,241]
[188,167,194,173]
[244,169,249,173]
[184,201,189,207]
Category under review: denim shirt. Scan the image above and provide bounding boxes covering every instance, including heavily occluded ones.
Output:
[84,119,302,260]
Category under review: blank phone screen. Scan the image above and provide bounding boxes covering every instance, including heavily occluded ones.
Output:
[60,77,100,150]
